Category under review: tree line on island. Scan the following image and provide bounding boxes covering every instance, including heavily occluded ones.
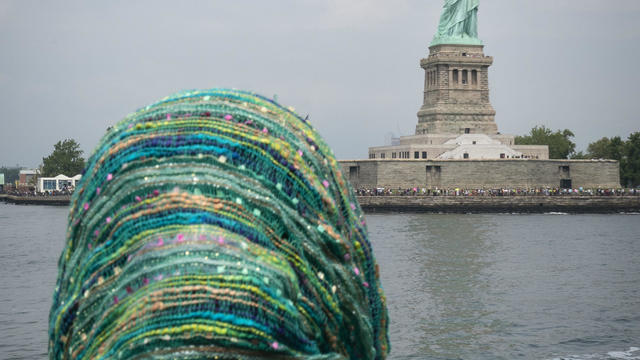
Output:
[1,131,639,188]
[515,126,639,187]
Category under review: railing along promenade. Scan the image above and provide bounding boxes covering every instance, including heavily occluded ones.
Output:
[2,189,639,213]
[355,188,640,213]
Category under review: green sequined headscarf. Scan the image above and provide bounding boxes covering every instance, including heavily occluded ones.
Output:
[49,89,389,359]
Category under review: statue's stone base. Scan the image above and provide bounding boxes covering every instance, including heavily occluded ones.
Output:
[416,44,496,135]
[366,43,549,162]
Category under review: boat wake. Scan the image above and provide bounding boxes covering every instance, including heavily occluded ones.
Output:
[548,347,640,360]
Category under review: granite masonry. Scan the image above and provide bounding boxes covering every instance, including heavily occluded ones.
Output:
[340,159,620,189]
[357,195,640,214]
[339,6,620,189]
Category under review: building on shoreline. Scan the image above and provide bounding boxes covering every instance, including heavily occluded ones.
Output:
[18,169,39,188]
[37,174,81,193]
[339,1,620,189]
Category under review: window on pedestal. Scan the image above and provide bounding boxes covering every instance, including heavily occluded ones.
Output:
[472,70,478,86]
[462,70,468,85]
[414,151,420,159]
[422,151,427,159]
[452,69,458,84]
[463,153,469,159]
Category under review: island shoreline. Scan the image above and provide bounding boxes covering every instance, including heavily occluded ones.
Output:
[0,194,71,206]
[2,194,639,214]
[357,196,640,214]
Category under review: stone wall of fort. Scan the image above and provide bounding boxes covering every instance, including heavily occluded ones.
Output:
[339,159,620,189]
[356,195,640,214]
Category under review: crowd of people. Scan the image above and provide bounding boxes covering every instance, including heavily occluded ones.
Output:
[356,187,640,197]
[3,185,637,198]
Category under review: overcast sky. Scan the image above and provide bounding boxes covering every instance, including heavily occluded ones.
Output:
[1,0,639,168]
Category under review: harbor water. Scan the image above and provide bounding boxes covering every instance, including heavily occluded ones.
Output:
[0,203,638,359]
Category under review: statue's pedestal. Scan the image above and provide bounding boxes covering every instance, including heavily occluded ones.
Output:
[416,44,496,135]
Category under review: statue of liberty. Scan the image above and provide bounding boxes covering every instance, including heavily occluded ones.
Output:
[431,0,482,46]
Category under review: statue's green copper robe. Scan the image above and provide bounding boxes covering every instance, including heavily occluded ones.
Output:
[432,0,482,46]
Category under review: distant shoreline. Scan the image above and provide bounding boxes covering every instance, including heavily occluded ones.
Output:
[0,194,71,206]
[2,194,639,214]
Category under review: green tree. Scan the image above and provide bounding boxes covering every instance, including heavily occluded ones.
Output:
[584,133,640,187]
[570,151,588,159]
[42,139,85,177]
[586,136,625,160]
[621,132,640,187]
[0,166,22,184]
[515,126,576,159]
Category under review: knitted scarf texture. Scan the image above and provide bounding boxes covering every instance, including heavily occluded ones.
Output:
[49,89,389,359]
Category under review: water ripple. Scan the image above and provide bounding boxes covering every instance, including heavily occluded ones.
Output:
[1,205,639,359]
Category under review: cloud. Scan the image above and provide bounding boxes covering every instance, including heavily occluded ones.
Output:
[321,0,412,28]
[0,1,13,23]
[523,0,640,14]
